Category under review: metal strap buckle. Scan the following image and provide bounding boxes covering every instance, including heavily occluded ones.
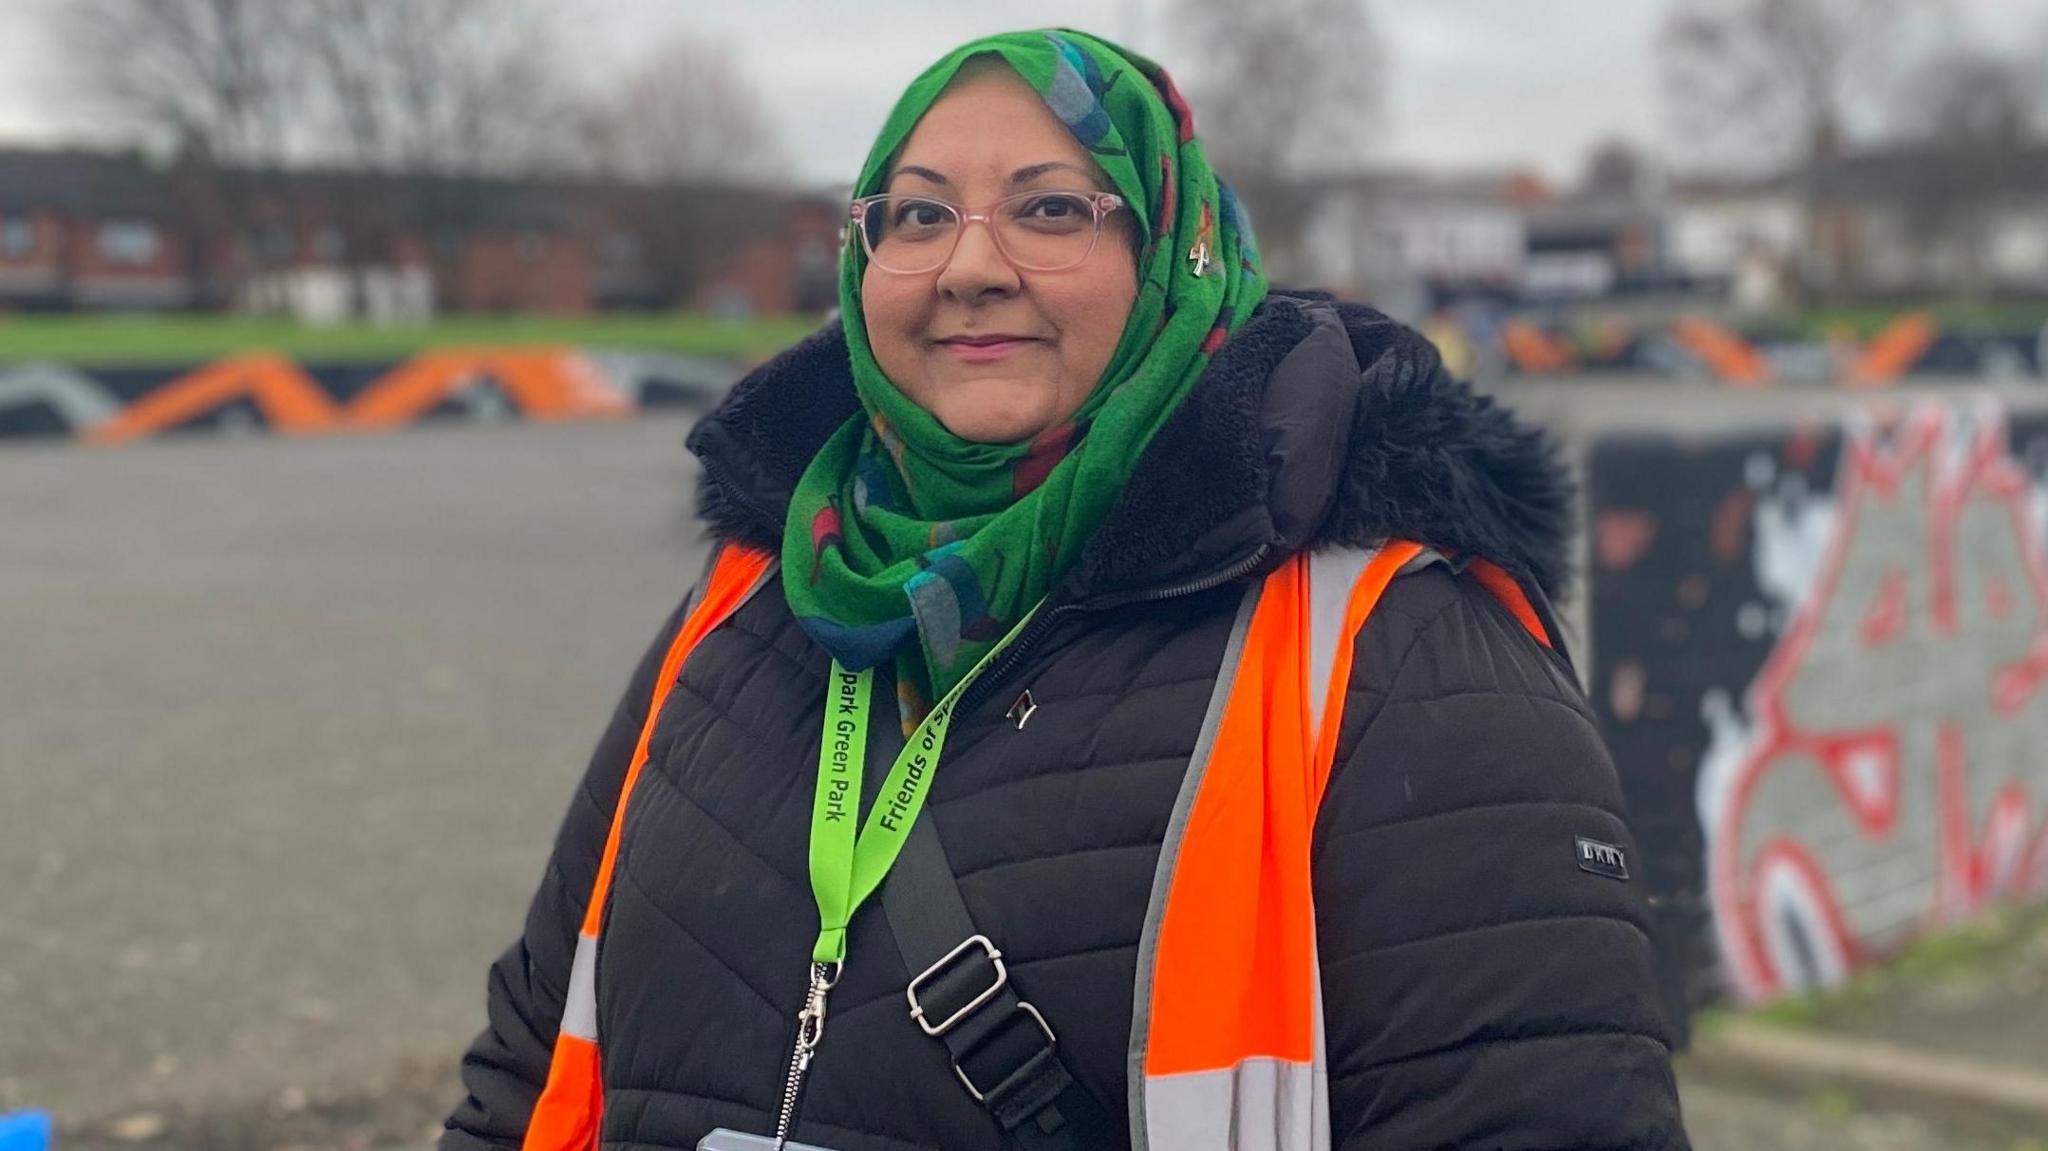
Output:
[905,933,1007,1037]
[954,1001,1057,1103]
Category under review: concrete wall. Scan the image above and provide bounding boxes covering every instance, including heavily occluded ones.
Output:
[1508,379,2048,1033]
[0,348,740,443]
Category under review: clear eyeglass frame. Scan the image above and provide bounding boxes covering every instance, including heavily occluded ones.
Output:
[847,190,1127,274]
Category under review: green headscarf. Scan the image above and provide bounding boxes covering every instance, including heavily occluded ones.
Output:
[783,28,1268,725]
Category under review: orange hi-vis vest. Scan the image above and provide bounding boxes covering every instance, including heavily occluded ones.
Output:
[523,538,1551,1151]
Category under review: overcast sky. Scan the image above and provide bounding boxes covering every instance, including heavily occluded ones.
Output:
[3,0,2044,187]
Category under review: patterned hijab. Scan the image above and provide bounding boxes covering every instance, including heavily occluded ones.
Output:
[782,29,1267,724]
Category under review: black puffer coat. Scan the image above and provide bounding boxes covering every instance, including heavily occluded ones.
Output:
[443,293,1689,1150]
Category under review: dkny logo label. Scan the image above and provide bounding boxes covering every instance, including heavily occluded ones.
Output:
[1575,836,1629,880]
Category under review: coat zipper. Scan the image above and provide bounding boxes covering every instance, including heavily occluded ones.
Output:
[771,959,840,1147]
[700,446,836,1147]
[697,452,785,546]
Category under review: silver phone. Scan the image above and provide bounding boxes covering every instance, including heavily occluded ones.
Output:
[697,1129,842,1151]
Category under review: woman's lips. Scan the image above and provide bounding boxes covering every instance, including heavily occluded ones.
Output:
[936,337,1037,364]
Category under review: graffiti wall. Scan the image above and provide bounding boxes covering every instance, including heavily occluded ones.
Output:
[1591,401,2048,1023]
[1430,311,2048,385]
[0,348,739,444]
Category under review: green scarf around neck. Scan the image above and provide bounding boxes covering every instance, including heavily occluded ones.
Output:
[783,28,1268,725]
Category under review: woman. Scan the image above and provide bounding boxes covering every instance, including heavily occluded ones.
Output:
[444,29,1687,1151]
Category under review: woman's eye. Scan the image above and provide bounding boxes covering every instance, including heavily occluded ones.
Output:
[1021,195,1082,219]
[893,201,948,227]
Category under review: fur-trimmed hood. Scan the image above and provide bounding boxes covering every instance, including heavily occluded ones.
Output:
[686,290,1573,603]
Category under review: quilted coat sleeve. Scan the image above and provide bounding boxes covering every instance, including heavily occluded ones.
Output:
[1311,567,1689,1150]
[439,590,696,1150]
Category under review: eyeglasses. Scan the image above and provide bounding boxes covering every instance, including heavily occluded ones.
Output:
[848,190,1127,274]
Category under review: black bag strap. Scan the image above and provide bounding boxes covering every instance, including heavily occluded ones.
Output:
[881,815,1122,1151]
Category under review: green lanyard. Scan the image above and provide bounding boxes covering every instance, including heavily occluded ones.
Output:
[807,611,1036,965]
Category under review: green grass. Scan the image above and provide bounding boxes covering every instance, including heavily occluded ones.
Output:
[7,302,2035,367]
[1776,302,2048,339]
[1727,905,2048,1031]
[0,312,825,366]
[1809,1087,1857,1125]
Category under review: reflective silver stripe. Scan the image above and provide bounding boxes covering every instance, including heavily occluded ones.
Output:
[1143,1058,1330,1151]
[561,931,600,1042]
[1305,546,1379,739]
[556,557,775,1050]
[1132,553,1385,1149]
[1309,937,1332,1151]
[1127,580,1264,1151]
[1400,546,1449,576]
[696,551,779,621]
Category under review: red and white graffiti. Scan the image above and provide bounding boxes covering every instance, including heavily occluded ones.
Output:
[1702,402,2048,1000]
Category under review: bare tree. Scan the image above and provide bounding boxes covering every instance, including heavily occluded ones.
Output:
[552,31,790,308]
[1659,0,1933,174]
[1898,49,2034,143]
[1892,47,2036,296]
[573,33,787,185]
[1169,0,1385,281]
[55,0,298,164]
[53,0,581,174]
[1581,140,1652,200]
[51,0,310,303]
[1657,0,1955,292]
[43,2,787,313]
[2034,18,2048,133]
[278,0,586,308]
[286,0,582,176]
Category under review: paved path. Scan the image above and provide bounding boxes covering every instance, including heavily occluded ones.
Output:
[0,415,713,1122]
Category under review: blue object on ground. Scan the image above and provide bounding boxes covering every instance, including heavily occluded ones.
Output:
[0,1110,53,1151]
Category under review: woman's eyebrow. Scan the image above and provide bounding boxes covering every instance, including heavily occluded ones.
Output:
[884,161,1098,190]
[887,164,949,188]
[1009,161,1093,185]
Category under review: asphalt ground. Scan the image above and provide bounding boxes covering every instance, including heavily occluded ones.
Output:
[0,413,714,1124]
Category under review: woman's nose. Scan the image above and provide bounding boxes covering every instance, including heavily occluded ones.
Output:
[935,217,1021,299]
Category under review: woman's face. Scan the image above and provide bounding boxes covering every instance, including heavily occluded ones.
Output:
[861,66,1139,445]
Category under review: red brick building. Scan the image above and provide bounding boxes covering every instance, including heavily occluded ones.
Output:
[0,148,841,317]
[692,200,844,316]
[0,151,194,310]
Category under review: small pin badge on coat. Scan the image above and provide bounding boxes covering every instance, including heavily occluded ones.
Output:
[1575,836,1628,880]
[1006,689,1038,730]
